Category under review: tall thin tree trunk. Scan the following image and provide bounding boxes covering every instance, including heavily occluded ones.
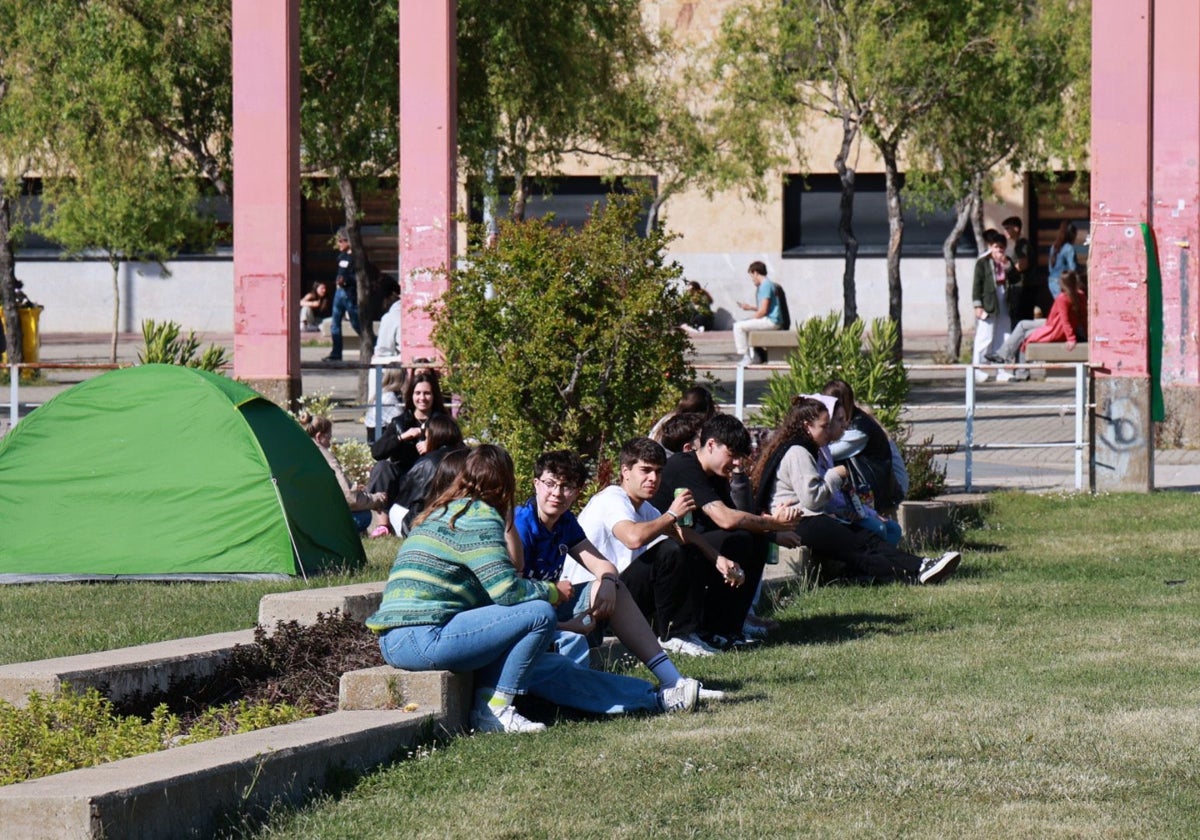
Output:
[881,142,904,356]
[0,193,22,366]
[109,255,120,365]
[337,170,377,401]
[834,116,859,326]
[510,173,531,221]
[943,193,975,360]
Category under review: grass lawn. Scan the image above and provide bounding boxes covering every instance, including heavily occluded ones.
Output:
[5,493,1200,838]
[0,538,400,665]
[243,492,1200,839]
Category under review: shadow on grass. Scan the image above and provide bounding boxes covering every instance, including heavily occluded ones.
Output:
[773,610,912,646]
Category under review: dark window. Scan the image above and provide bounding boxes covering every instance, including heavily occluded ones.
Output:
[467,176,655,234]
[783,173,977,257]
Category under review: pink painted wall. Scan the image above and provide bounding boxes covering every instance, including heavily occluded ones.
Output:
[231,0,301,385]
[1151,1,1200,386]
[398,0,457,364]
[1089,0,1152,377]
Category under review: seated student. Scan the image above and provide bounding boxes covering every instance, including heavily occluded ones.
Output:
[299,410,387,533]
[514,451,721,700]
[986,269,1087,382]
[366,445,700,735]
[821,380,907,517]
[650,414,803,651]
[570,437,747,659]
[364,368,406,444]
[749,396,960,585]
[658,412,706,456]
[390,415,467,537]
[299,280,332,332]
[649,386,716,443]
[367,369,448,537]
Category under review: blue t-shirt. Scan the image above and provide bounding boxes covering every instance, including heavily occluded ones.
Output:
[513,498,586,581]
[758,279,783,326]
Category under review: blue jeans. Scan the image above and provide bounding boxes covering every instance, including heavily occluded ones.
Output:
[329,286,360,359]
[351,510,373,533]
[858,512,902,547]
[524,651,660,715]
[376,600,556,696]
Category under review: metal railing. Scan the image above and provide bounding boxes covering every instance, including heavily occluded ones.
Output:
[699,359,1095,493]
[6,358,1096,493]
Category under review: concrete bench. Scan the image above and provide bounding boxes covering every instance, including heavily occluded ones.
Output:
[748,329,798,362]
[1024,342,1088,363]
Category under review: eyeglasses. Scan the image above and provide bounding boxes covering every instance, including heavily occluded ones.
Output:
[536,477,579,496]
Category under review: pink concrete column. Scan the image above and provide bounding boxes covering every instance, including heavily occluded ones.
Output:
[1090,0,1154,489]
[1152,3,1200,391]
[398,0,457,364]
[231,0,301,405]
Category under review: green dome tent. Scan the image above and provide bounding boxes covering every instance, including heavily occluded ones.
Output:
[0,365,365,582]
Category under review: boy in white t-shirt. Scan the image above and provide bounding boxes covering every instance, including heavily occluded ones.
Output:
[570,437,739,658]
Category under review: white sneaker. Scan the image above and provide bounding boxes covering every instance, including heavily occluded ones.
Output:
[974,370,989,384]
[661,633,718,657]
[698,684,726,702]
[918,551,962,585]
[469,703,546,734]
[658,677,700,713]
[995,368,1013,383]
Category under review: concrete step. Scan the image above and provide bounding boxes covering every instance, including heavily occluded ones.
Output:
[0,630,255,709]
[258,581,383,628]
[0,708,447,839]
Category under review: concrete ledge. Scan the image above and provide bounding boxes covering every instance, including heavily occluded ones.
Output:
[897,495,989,544]
[0,630,255,708]
[1024,342,1088,362]
[258,582,383,628]
[339,666,471,726]
[748,329,798,362]
[0,709,440,840]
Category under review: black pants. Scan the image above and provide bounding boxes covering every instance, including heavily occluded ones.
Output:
[620,539,708,641]
[693,528,767,637]
[795,515,922,582]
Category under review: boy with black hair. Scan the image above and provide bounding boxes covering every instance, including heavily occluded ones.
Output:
[571,437,733,658]
[514,451,723,703]
[651,414,802,650]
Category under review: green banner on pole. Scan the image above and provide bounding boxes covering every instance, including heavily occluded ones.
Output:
[1142,223,1165,422]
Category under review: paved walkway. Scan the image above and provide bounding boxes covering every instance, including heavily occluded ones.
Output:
[6,330,1200,494]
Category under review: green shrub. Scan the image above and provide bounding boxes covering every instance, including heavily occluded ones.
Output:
[138,319,228,371]
[758,312,908,435]
[901,431,950,500]
[0,687,309,785]
[432,192,694,478]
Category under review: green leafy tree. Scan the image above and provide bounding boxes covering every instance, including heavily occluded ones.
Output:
[905,0,1090,359]
[39,140,208,364]
[433,193,693,477]
[300,0,399,370]
[458,0,654,220]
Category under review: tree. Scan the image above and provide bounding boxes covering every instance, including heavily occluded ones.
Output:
[432,193,693,478]
[39,139,208,363]
[457,0,654,220]
[299,0,399,375]
[905,0,1090,358]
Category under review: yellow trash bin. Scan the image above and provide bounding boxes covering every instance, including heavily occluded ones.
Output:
[1,305,43,378]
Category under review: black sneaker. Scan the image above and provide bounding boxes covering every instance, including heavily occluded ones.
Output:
[918,551,962,584]
[701,632,761,651]
[321,355,342,362]
[984,352,1007,364]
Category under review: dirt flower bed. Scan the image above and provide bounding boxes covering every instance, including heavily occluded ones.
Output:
[1,611,384,785]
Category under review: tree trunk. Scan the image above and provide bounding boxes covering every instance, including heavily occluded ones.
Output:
[336,170,378,401]
[510,173,531,222]
[943,193,975,360]
[834,116,859,326]
[969,182,985,252]
[109,254,120,365]
[881,142,904,356]
[0,193,23,366]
